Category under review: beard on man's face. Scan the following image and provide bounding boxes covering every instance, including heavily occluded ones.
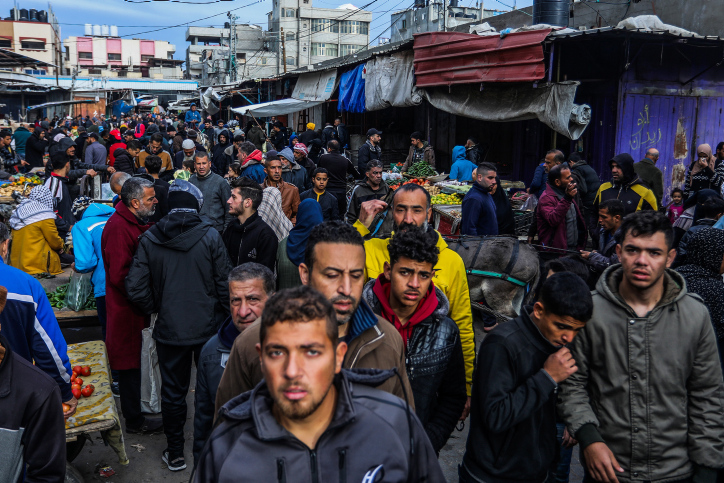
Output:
[394,221,429,233]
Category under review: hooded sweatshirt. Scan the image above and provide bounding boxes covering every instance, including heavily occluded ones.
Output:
[125,210,233,345]
[221,212,278,272]
[211,129,231,175]
[239,149,266,184]
[449,145,477,181]
[594,153,658,215]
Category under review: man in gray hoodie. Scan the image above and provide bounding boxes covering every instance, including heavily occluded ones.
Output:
[189,151,233,233]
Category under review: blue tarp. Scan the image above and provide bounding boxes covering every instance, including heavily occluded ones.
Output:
[111,99,136,118]
[338,64,366,113]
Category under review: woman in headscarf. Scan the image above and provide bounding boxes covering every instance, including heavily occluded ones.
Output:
[8,185,65,275]
[276,199,324,290]
[672,188,722,247]
[490,176,515,235]
[258,187,293,242]
[675,227,724,369]
[683,144,718,199]
[288,134,299,149]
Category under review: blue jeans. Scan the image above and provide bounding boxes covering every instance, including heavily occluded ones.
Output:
[553,423,573,483]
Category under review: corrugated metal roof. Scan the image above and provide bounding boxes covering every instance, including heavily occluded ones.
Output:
[33,76,199,92]
[413,29,551,87]
[0,48,56,68]
[550,26,724,43]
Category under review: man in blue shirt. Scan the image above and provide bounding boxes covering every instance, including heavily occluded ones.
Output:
[461,162,498,236]
[184,103,202,127]
[450,145,477,182]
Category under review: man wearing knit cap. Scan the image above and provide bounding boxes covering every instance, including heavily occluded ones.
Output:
[298,121,319,147]
[175,139,198,171]
[293,142,317,183]
[126,180,232,472]
[279,146,309,193]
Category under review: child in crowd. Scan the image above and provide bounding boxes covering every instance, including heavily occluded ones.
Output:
[667,188,685,224]
[227,162,241,184]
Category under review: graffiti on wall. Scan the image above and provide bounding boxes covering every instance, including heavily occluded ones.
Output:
[629,105,662,151]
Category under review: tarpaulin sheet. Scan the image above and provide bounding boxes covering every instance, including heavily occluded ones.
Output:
[421,81,591,140]
[231,98,323,117]
[201,86,222,115]
[338,64,366,113]
[365,51,422,112]
[292,69,338,101]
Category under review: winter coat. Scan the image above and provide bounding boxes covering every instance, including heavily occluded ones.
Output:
[101,202,152,370]
[633,158,664,208]
[299,189,339,221]
[559,267,724,481]
[246,126,266,152]
[570,159,602,211]
[357,141,382,173]
[221,212,278,271]
[0,259,73,401]
[11,126,31,157]
[9,218,63,275]
[297,129,318,147]
[321,125,337,147]
[189,172,234,233]
[672,218,718,268]
[84,141,108,168]
[0,334,66,483]
[148,178,170,223]
[71,203,115,298]
[211,130,231,175]
[537,183,587,250]
[126,211,231,346]
[44,174,75,236]
[192,316,240,464]
[402,142,436,172]
[594,153,658,215]
[317,152,359,194]
[198,370,443,483]
[587,227,621,273]
[239,149,266,184]
[281,159,309,193]
[108,142,125,165]
[461,307,560,483]
[346,179,390,224]
[461,182,498,236]
[449,146,476,181]
[260,179,300,224]
[364,281,466,454]
[275,236,302,290]
[336,122,350,148]
[24,128,48,168]
[270,129,288,151]
[185,109,202,124]
[466,144,482,165]
[353,223,475,395]
[529,163,546,196]
[137,147,173,173]
[113,147,135,175]
[214,302,414,414]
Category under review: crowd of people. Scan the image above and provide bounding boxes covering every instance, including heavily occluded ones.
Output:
[0,109,723,483]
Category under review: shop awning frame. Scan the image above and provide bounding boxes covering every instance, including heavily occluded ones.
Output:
[231,98,324,117]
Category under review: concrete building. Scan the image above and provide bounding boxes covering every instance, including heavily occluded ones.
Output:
[64,27,181,79]
[0,5,62,75]
[267,0,372,73]
[390,3,487,43]
[185,24,276,83]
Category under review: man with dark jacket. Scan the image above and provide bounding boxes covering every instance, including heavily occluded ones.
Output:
[25,124,48,168]
[318,140,360,219]
[335,117,349,149]
[45,152,83,238]
[126,180,232,472]
[189,152,233,233]
[633,148,664,207]
[560,211,724,483]
[321,121,337,148]
[594,153,658,215]
[461,162,498,236]
[568,152,601,240]
[461,272,592,483]
[465,136,482,165]
[114,139,142,175]
[357,128,382,173]
[363,227,466,454]
[237,141,266,184]
[210,129,231,175]
[270,121,288,151]
[11,124,32,159]
[222,177,278,271]
[137,133,174,175]
[297,122,318,146]
[402,131,436,172]
[346,159,389,224]
[245,123,266,152]
[537,164,587,251]
[300,167,339,221]
[293,143,316,183]
[192,263,274,464]
[0,287,67,483]
[215,221,413,413]
[197,285,443,483]
[143,155,171,223]
[581,199,623,275]
[279,147,309,193]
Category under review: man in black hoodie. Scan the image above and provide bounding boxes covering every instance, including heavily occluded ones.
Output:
[460,272,593,483]
[25,124,49,168]
[222,177,278,271]
[125,180,232,472]
[594,153,658,216]
[210,129,231,175]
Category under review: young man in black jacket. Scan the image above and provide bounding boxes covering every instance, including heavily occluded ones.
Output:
[460,272,593,483]
[363,226,466,454]
[222,177,278,272]
[300,167,339,221]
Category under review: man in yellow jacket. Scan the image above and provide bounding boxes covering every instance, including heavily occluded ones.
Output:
[355,183,474,419]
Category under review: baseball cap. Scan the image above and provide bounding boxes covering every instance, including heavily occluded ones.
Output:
[366,128,382,137]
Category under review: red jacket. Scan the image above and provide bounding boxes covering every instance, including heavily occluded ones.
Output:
[101,202,152,370]
[108,142,126,166]
[536,183,586,251]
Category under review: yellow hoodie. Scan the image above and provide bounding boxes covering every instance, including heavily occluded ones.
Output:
[354,220,474,395]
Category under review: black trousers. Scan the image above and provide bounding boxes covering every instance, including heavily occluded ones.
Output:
[156,341,203,456]
[118,368,143,428]
[329,190,347,221]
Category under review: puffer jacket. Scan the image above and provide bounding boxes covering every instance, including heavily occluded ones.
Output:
[239,149,266,184]
[125,211,232,346]
[559,266,724,482]
[363,280,466,453]
[594,153,658,215]
[113,147,135,175]
[196,370,444,483]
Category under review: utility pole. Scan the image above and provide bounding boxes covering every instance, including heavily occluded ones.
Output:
[281,27,287,74]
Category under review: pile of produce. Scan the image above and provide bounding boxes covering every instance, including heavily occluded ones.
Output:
[0,175,43,197]
[388,178,429,191]
[66,365,95,405]
[406,161,437,178]
[424,184,441,195]
[431,193,464,205]
[46,284,97,311]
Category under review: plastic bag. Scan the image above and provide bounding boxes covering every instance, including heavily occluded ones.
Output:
[141,314,162,414]
[65,271,93,312]
[520,195,538,212]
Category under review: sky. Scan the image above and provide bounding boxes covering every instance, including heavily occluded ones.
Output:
[14,0,534,61]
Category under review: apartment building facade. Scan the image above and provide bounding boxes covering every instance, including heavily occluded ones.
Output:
[0,5,62,75]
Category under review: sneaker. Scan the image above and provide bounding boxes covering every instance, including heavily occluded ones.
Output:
[126,417,164,434]
[111,382,120,397]
[162,450,186,471]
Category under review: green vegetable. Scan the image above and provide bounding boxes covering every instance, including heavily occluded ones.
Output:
[407,161,436,178]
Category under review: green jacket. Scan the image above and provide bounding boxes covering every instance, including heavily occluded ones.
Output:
[275,237,302,290]
[559,266,724,482]
[633,158,664,208]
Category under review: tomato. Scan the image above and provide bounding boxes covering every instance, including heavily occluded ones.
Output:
[62,403,71,413]
[72,387,82,399]
[74,378,83,386]
[73,365,82,374]
[80,366,91,377]
[81,384,95,397]
[71,373,78,383]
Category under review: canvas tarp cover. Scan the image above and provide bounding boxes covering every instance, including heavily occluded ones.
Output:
[365,51,422,112]
[292,69,338,101]
[231,98,323,117]
[338,64,366,113]
[420,81,591,140]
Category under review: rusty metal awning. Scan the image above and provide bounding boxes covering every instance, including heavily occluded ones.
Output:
[413,29,551,87]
